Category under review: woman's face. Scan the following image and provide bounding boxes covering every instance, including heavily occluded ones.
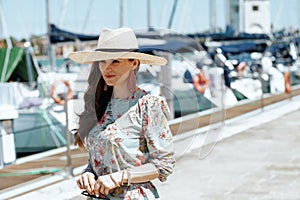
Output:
[98,59,138,86]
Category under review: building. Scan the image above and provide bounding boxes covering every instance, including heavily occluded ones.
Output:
[226,0,270,34]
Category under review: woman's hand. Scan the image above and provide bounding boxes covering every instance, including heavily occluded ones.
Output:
[94,172,122,196]
[76,172,96,195]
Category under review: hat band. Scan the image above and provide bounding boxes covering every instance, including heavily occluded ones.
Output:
[95,48,138,52]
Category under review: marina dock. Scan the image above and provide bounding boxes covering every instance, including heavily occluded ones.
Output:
[0,88,300,199]
[2,0,300,199]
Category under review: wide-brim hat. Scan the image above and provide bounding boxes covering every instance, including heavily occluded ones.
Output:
[68,27,167,66]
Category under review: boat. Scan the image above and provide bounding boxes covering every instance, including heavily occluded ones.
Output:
[0,46,77,158]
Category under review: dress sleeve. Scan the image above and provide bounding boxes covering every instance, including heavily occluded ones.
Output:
[82,159,94,174]
[81,157,99,178]
[140,95,176,182]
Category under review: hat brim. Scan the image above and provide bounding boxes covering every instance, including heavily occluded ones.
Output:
[68,51,167,66]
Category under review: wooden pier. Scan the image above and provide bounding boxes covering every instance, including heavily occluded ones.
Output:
[0,87,300,193]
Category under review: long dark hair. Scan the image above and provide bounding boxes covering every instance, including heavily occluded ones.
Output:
[74,62,113,149]
[74,59,138,149]
[95,75,113,120]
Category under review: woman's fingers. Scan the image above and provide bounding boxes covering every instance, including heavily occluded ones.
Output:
[83,174,93,194]
[100,184,106,195]
[76,172,96,194]
[88,174,96,192]
[94,175,116,197]
[101,185,111,195]
[77,172,117,196]
[94,181,101,197]
[76,178,84,189]
[104,187,111,195]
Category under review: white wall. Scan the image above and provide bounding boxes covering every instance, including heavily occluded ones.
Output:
[244,0,271,34]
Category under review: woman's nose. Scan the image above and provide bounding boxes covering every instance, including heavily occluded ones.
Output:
[105,63,114,72]
[101,60,113,71]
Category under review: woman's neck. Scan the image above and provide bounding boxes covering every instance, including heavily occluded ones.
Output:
[113,83,134,99]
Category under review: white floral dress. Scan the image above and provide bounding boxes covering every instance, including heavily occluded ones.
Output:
[85,89,175,200]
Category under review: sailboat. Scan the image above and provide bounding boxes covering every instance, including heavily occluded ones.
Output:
[0,47,72,157]
[0,1,84,159]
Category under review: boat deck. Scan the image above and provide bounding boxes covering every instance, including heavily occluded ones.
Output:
[0,87,300,193]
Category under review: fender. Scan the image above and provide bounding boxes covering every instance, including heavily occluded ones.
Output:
[50,80,74,105]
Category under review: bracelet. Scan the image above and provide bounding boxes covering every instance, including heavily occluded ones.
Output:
[120,169,125,186]
[109,173,120,187]
[127,169,131,186]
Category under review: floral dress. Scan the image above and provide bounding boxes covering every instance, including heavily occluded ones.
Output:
[85,89,175,200]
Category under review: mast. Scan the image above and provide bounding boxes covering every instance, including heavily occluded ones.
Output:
[82,0,94,32]
[239,0,244,32]
[120,0,124,27]
[209,0,217,32]
[168,0,178,29]
[225,0,230,28]
[58,0,69,27]
[147,0,151,30]
[295,1,300,31]
[46,0,56,70]
[0,1,13,82]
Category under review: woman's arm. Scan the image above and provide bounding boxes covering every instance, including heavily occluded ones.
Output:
[93,163,159,197]
[94,96,175,197]
[113,163,159,184]
[77,172,97,195]
[77,161,97,195]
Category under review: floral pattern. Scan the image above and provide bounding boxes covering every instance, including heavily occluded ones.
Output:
[85,89,175,200]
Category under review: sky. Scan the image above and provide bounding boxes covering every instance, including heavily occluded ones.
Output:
[1,0,300,40]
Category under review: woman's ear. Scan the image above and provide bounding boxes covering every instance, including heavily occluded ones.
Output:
[132,59,139,70]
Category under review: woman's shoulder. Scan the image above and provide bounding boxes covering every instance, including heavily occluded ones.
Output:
[139,94,167,106]
[138,94,170,118]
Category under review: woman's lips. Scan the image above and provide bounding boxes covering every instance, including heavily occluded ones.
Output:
[105,74,115,78]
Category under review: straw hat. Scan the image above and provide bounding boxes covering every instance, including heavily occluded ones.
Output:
[68,27,167,66]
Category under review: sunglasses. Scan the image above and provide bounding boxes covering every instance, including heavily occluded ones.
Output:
[81,190,110,199]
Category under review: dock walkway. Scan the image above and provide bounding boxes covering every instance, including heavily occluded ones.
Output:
[1,89,300,199]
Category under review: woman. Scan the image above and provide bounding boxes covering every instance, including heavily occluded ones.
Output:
[68,27,175,200]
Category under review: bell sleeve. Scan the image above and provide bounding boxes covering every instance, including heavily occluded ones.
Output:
[82,159,96,176]
[140,95,176,182]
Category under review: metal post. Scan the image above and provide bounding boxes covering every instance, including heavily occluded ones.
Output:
[159,53,174,119]
[288,67,292,101]
[0,107,18,168]
[64,98,73,177]
[259,72,265,111]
